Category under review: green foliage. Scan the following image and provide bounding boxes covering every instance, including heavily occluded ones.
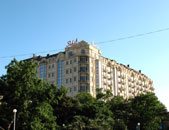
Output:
[108,96,130,126]
[96,88,112,101]
[114,119,127,130]
[0,59,58,130]
[30,102,57,130]
[0,59,168,130]
[128,93,167,130]
[76,92,114,130]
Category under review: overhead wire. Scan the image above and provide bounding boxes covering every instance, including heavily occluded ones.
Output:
[0,27,169,59]
[95,27,169,44]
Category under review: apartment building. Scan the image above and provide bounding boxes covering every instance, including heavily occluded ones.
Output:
[30,40,154,98]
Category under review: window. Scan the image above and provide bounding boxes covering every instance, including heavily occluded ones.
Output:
[52,64,54,68]
[74,86,77,91]
[52,73,54,77]
[74,76,77,81]
[40,65,46,80]
[70,87,72,92]
[66,61,69,65]
[74,67,77,72]
[80,76,87,81]
[70,69,72,73]
[66,79,69,84]
[80,57,87,62]
[40,65,43,79]
[48,73,51,78]
[74,58,77,62]
[96,61,99,88]
[61,61,64,85]
[57,59,62,88]
[80,86,88,92]
[66,69,69,74]
[81,49,85,54]
[48,65,51,69]
[68,51,73,58]
[44,65,46,81]
[70,60,72,64]
[80,67,87,72]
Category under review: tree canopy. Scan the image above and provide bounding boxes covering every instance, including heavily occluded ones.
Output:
[0,59,168,130]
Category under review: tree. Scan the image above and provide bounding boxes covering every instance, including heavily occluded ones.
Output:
[0,59,168,130]
[113,119,127,130]
[0,59,58,130]
[96,88,112,101]
[108,96,130,123]
[76,92,97,119]
[128,93,167,130]
[72,92,115,130]
[29,102,57,130]
[54,95,81,126]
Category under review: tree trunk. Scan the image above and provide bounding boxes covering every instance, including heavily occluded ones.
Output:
[8,120,13,130]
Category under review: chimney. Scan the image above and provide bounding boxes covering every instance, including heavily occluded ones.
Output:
[139,70,141,73]
[127,64,130,67]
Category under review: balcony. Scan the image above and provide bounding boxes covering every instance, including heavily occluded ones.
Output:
[136,81,139,85]
[108,71,112,74]
[79,75,89,84]
[143,89,147,92]
[128,82,132,87]
[79,61,89,64]
[122,81,125,85]
[108,80,112,85]
[79,86,89,92]
[128,90,132,93]
[144,85,148,88]
[121,74,125,79]
[118,78,122,84]
[103,73,107,78]
[79,57,89,64]
[150,86,154,91]
[79,69,89,73]
[104,81,107,85]
[103,68,106,72]
[118,85,122,90]
[131,79,134,83]
[107,87,110,90]
[122,86,126,90]
[128,77,131,81]
[79,80,90,84]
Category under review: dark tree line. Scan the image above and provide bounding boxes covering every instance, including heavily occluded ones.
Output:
[0,59,168,130]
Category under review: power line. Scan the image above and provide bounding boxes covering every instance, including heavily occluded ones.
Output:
[1,27,169,59]
[0,48,64,59]
[95,27,169,44]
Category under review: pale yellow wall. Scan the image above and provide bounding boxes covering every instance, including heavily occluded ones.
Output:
[32,40,154,98]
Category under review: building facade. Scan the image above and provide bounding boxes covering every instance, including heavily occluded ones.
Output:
[31,40,154,98]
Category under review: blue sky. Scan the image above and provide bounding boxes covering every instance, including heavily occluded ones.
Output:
[0,0,169,110]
